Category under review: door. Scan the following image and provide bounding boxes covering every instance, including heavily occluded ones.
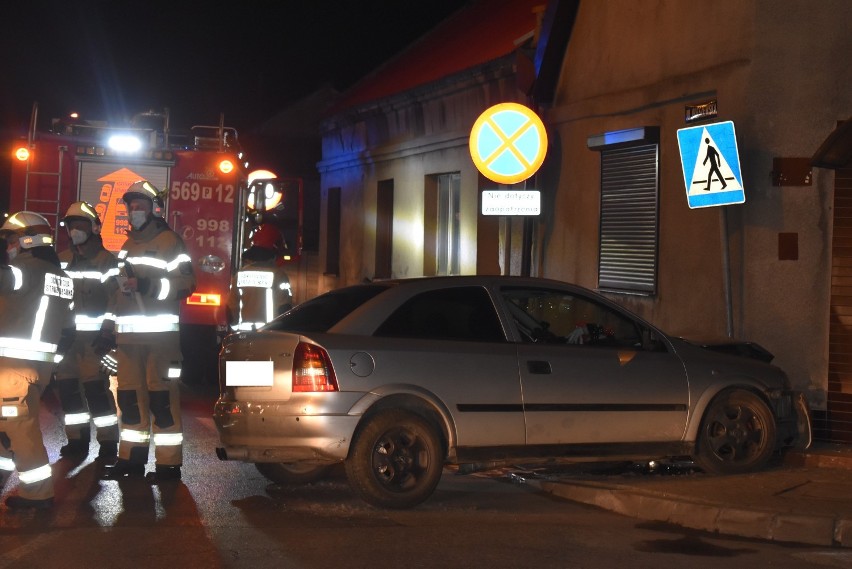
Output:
[500,285,689,445]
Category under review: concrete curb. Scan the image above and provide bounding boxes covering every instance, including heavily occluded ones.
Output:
[535,478,852,548]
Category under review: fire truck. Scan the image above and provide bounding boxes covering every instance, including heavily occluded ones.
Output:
[8,103,302,384]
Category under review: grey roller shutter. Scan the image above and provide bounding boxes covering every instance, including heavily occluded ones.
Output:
[598,143,659,294]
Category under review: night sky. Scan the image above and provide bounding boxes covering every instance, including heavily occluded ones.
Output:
[1,0,469,134]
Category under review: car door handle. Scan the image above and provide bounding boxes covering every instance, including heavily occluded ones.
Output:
[527,360,552,374]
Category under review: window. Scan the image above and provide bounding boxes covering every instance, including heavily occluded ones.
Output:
[264,284,389,333]
[375,287,505,342]
[325,187,341,275]
[424,173,461,276]
[375,179,394,279]
[588,127,660,294]
[500,287,642,348]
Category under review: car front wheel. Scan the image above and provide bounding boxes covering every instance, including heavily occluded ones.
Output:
[255,462,331,485]
[694,388,777,475]
[345,410,444,509]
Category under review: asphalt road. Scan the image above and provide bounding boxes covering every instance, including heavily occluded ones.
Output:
[0,384,848,569]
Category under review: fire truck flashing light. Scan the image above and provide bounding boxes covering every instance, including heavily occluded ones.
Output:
[14,147,30,161]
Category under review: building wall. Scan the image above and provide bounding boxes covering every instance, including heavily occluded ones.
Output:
[318,59,526,291]
[545,0,852,404]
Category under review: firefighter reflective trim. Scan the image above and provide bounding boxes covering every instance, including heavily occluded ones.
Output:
[18,463,52,485]
[280,281,292,295]
[235,322,265,331]
[10,266,23,290]
[115,314,180,333]
[157,278,170,300]
[265,289,274,323]
[125,253,190,273]
[65,411,91,425]
[44,273,74,299]
[237,270,274,288]
[0,456,14,472]
[117,250,128,260]
[168,363,181,379]
[75,314,108,331]
[153,432,183,446]
[64,269,112,282]
[167,253,191,272]
[32,296,50,341]
[94,414,119,428]
[102,267,120,282]
[0,338,59,362]
[121,428,151,443]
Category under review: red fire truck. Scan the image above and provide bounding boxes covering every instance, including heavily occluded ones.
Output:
[8,103,301,384]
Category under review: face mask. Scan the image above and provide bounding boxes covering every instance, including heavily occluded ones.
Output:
[69,229,89,245]
[130,211,148,229]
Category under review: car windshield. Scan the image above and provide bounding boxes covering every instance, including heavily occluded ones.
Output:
[262,283,389,333]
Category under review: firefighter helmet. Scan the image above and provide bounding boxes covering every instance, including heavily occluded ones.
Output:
[1,211,54,249]
[251,224,283,251]
[62,201,102,234]
[123,180,165,217]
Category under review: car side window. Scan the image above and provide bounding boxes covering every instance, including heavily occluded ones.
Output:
[500,287,642,348]
[375,287,506,342]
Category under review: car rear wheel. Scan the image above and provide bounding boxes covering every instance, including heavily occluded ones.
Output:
[345,410,444,509]
[694,389,777,475]
[255,462,331,485]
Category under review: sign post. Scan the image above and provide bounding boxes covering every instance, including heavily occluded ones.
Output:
[677,121,745,337]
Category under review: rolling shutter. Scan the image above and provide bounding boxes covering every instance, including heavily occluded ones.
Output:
[597,143,659,294]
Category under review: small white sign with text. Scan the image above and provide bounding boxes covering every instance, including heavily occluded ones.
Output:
[481,190,541,216]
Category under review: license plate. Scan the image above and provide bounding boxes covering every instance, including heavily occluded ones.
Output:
[226,361,274,386]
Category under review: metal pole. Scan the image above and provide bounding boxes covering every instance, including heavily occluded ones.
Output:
[720,206,734,337]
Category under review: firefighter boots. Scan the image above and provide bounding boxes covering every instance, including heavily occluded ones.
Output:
[145,465,181,484]
[5,495,54,511]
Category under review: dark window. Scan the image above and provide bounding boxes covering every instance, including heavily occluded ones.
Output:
[264,284,389,333]
[375,287,505,342]
[325,187,341,275]
[375,179,394,279]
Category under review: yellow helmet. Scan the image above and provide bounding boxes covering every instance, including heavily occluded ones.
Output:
[123,180,164,217]
[1,211,54,249]
[62,201,102,234]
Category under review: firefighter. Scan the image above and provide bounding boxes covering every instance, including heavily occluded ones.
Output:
[227,224,293,331]
[55,201,120,461]
[98,181,196,483]
[0,212,75,510]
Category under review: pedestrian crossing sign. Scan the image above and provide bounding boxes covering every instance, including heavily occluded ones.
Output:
[676,121,745,209]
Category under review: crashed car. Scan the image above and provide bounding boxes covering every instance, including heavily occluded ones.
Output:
[214,276,811,509]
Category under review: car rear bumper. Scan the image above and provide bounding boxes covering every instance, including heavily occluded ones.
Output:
[213,398,361,463]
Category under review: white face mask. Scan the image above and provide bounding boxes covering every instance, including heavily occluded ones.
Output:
[69,229,89,245]
[130,211,148,229]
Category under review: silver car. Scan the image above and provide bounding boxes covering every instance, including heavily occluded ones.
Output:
[214,276,811,509]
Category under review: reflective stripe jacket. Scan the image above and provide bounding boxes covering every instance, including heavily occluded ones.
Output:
[60,235,119,332]
[105,218,196,340]
[0,252,75,363]
[228,257,292,331]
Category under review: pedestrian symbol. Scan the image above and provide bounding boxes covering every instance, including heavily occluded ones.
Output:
[677,121,745,209]
[469,103,548,185]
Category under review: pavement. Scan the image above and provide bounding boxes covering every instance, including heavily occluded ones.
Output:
[526,444,852,548]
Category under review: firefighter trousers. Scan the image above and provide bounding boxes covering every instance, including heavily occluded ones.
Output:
[0,358,54,501]
[55,332,120,444]
[114,338,183,467]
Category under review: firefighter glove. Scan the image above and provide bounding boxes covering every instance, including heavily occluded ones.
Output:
[100,351,119,375]
[92,329,117,358]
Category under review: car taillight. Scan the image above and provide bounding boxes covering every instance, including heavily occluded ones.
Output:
[293,342,338,392]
